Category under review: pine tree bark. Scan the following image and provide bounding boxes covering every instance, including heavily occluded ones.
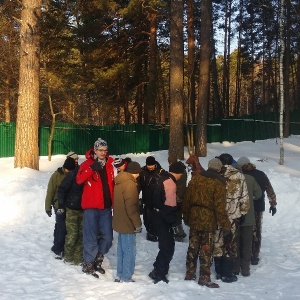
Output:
[169,0,184,159]
[14,0,41,169]
[195,0,212,157]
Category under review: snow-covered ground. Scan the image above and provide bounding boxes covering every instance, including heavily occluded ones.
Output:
[1,136,300,300]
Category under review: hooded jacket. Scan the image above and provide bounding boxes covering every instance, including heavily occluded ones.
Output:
[112,172,142,233]
[242,163,277,212]
[45,167,68,211]
[57,166,83,211]
[76,148,114,210]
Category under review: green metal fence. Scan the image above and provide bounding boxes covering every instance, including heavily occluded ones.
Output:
[1,111,300,158]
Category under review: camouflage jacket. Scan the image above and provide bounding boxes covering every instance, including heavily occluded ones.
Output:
[222,165,250,220]
[182,170,231,232]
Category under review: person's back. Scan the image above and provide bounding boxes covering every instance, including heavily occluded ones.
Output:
[183,158,230,288]
[183,170,230,232]
[237,156,277,266]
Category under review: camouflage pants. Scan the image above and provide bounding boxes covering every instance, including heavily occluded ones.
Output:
[64,208,83,265]
[186,229,214,281]
[213,219,239,258]
[252,211,263,259]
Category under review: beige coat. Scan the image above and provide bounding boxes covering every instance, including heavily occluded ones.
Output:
[113,172,142,233]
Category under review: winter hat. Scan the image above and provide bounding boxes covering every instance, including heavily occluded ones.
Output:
[126,161,142,174]
[146,156,156,166]
[216,153,233,165]
[66,151,78,160]
[113,157,125,168]
[63,157,76,171]
[169,161,186,174]
[208,158,223,172]
[237,156,250,166]
[94,138,108,150]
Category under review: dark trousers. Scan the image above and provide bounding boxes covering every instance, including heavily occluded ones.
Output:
[234,225,253,274]
[51,209,66,255]
[143,206,157,236]
[252,211,263,259]
[152,211,175,276]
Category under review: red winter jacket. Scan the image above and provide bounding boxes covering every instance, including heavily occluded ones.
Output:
[76,148,114,209]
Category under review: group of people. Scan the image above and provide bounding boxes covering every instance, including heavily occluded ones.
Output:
[183,153,277,288]
[44,139,277,287]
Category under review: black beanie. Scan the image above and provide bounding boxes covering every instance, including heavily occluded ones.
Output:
[63,157,76,171]
[146,156,156,166]
[169,161,185,174]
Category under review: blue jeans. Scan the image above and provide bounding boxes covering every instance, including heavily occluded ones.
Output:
[51,209,66,255]
[117,233,136,281]
[83,209,113,263]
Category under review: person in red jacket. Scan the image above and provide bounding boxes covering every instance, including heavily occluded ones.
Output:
[76,138,114,278]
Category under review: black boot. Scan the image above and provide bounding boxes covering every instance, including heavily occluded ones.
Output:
[94,253,105,274]
[221,258,237,283]
[214,257,223,280]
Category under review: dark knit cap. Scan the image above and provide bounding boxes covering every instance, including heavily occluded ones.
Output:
[126,161,142,174]
[113,157,125,168]
[146,156,156,166]
[63,157,76,171]
[169,161,185,174]
[216,153,233,165]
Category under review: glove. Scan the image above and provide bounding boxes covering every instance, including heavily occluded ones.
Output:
[134,227,142,233]
[239,215,246,225]
[269,206,277,216]
[56,208,65,214]
[90,160,104,171]
[172,225,181,235]
[46,210,52,217]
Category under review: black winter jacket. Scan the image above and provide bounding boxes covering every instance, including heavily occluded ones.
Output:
[243,166,276,212]
[57,166,83,211]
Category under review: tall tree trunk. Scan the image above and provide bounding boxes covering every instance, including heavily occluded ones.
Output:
[186,0,196,154]
[283,0,291,138]
[14,0,41,170]
[144,13,157,124]
[195,0,212,157]
[169,0,184,159]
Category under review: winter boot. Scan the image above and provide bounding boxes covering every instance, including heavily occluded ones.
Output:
[198,277,219,288]
[184,273,196,281]
[82,262,99,278]
[94,253,105,274]
[148,268,158,280]
[153,274,169,284]
[214,257,223,280]
[221,258,237,283]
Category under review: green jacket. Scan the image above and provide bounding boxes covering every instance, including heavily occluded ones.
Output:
[182,170,231,232]
[242,174,262,226]
[45,167,68,211]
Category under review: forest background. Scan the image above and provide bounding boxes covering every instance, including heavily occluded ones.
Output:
[0,0,299,168]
